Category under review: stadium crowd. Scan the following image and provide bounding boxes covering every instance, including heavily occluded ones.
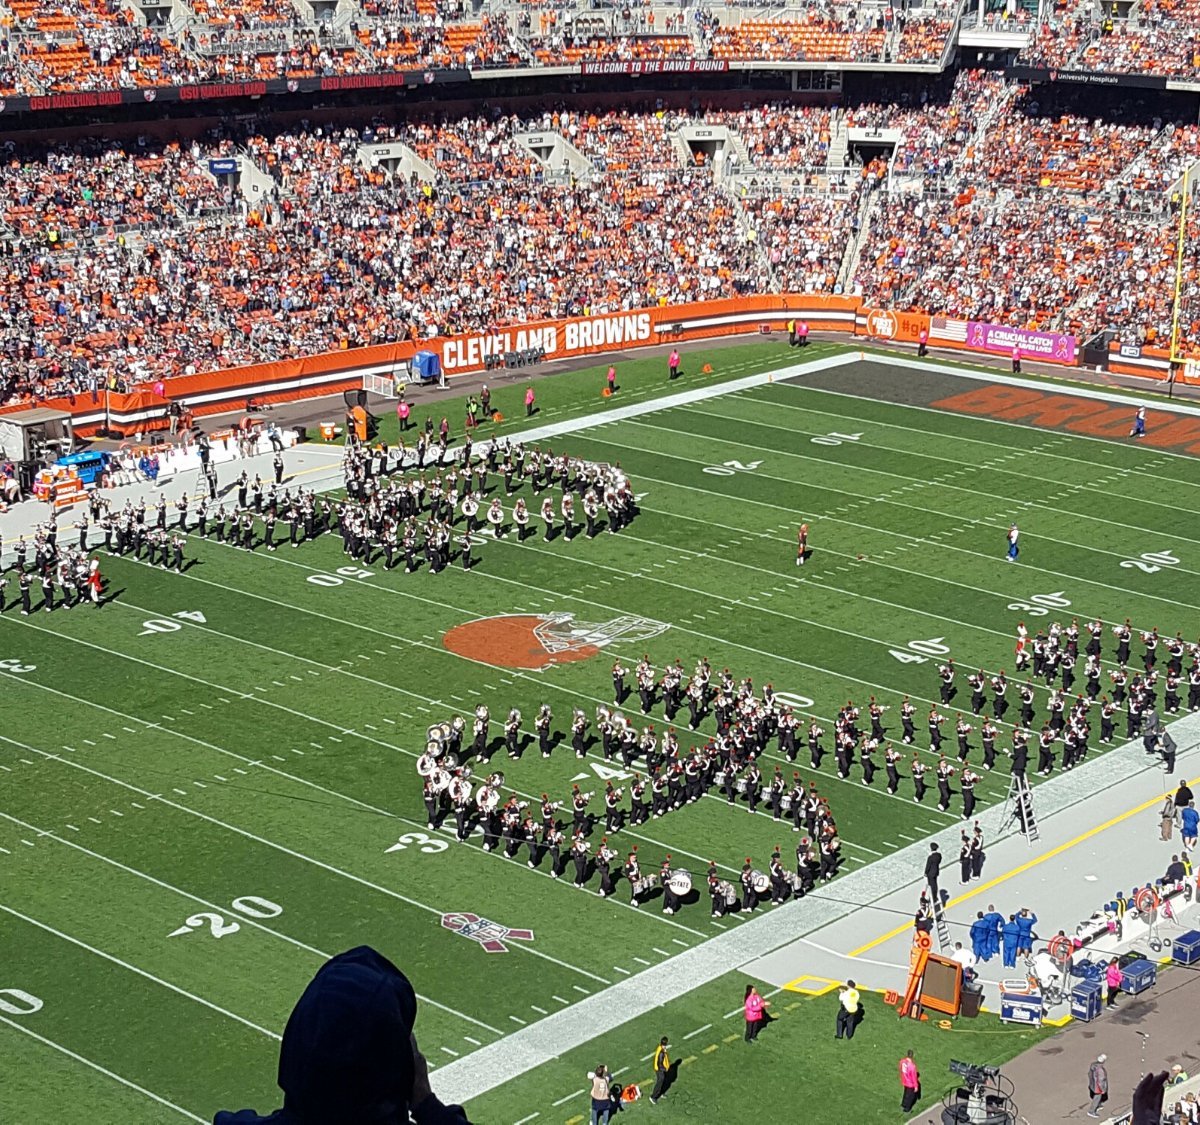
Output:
[4,64,1200,406]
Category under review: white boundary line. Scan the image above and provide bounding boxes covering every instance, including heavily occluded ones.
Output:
[0,1014,207,1122]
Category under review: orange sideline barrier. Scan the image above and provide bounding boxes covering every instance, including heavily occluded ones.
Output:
[1,294,1090,436]
[1104,341,1200,383]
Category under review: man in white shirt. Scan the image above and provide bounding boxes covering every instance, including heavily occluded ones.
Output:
[951,941,978,983]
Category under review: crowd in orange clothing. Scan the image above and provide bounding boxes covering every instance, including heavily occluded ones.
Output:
[4,70,1200,407]
[1017,0,1200,77]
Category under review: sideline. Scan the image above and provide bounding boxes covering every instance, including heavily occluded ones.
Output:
[850,766,1200,957]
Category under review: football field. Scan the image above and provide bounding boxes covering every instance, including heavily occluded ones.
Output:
[2,344,1199,1123]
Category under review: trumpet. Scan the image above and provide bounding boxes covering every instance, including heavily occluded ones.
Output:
[542,800,562,813]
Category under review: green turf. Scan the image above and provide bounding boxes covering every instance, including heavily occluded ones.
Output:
[463,971,1051,1123]
[1,349,1198,1122]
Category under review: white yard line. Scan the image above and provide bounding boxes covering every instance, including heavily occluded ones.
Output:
[0,1016,207,1122]
[579,425,1200,576]
[0,901,282,1041]
[0,674,610,989]
[679,401,1200,522]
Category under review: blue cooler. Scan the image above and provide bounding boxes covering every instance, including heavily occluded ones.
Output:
[1000,990,1043,1026]
[1120,959,1157,994]
[1173,930,1200,966]
[1071,980,1103,1022]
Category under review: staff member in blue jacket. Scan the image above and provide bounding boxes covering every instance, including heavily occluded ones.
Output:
[970,911,992,962]
[1001,914,1021,968]
[983,904,1004,959]
[1015,908,1038,957]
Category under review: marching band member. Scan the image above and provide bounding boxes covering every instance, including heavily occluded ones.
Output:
[536,703,553,759]
[960,767,981,820]
[740,860,758,914]
[955,715,973,762]
[884,743,903,794]
[486,498,504,538]
[571,709,589,758]
[571,832,590,889]
[603,783,624,834]
[911,753,928,803]
[935,755,956,812]
[505,708,522,759]
[571,785,591,835]
[660,857,681,915]
[544,820,566,878]
[596,838,617,898]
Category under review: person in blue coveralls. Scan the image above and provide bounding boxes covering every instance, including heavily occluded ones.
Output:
[983,904,1004,960]
[1015,908,1038,958]
[1002,915,1021,968]
[970,912,992,962]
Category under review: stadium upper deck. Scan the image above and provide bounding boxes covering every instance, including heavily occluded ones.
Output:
[0,0,1193,107]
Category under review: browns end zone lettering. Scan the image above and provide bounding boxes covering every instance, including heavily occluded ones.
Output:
[581,59,730,76]
[181,81,267,101]
[29,90,122,111]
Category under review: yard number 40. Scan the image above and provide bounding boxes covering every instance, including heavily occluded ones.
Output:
[889,638,950,665]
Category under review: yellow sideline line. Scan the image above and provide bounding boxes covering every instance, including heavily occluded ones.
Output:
[850,771,1200,957]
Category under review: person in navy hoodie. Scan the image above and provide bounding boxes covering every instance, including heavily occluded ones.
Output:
[214,947,471,1125]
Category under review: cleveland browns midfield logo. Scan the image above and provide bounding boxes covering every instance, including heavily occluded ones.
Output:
[443,612,669,670]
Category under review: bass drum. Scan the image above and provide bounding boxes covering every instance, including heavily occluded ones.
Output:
[667,869,692,896]
[751,870,771,894]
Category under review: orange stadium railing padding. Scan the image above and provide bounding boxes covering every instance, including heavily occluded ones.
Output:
[8,294,1175,438]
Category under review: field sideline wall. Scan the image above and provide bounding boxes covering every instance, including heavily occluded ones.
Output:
[3,294,1169,438]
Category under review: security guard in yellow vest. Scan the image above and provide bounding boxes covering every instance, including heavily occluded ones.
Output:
[650,1036,671,1104]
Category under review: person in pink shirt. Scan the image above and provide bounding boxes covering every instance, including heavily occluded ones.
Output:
[1012,346,1022,374]
[900,1050,921,1112]
[525,385,536,417]
[1105,958,1124,1007]
[606,365,617,394]
[397,399,411,431]
[668,349,680,380]
[743,983,769,1042]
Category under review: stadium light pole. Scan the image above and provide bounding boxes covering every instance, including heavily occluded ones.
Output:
[1168,165,1191,399]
